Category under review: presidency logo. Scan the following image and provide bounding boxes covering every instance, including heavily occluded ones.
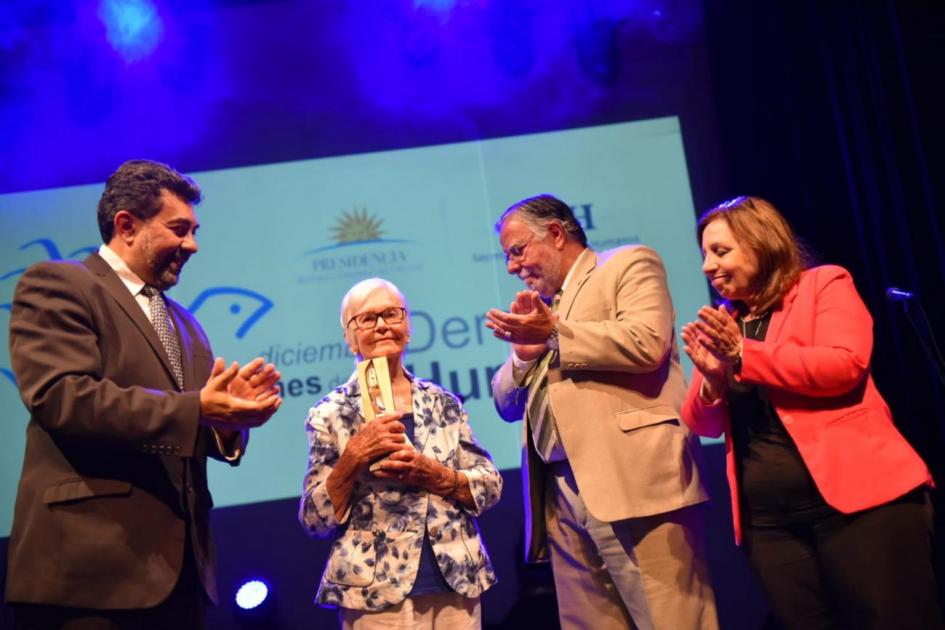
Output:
[299,207,422,283]
[329,207,388,244]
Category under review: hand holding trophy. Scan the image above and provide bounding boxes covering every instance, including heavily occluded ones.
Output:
[357,356,414,449]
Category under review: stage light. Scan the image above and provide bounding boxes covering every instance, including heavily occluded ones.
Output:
[97,0,163,62]
[233,578,281,628]
[235,579,269,610]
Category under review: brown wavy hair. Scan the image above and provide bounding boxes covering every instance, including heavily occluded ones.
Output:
[697,196,810,314]
[97,160,202,243]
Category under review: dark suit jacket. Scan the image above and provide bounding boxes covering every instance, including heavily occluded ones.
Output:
[5,252,240,609]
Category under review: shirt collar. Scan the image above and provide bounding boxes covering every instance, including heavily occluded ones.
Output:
[98,244,148,297]
[560,247,592,293]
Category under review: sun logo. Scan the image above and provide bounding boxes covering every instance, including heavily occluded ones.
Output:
[331,208,385,243]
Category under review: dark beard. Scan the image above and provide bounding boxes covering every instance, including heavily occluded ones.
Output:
[148,251,188,290]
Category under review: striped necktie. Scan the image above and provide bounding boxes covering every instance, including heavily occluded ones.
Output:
[142,286,184,389]
[526,291,562,462]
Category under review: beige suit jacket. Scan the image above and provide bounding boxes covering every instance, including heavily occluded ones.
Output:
[493,245,708,562]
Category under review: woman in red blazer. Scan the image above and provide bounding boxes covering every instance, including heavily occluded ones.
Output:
[680,196,941,630]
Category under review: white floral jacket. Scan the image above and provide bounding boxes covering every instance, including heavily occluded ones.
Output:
[299,374,502,611]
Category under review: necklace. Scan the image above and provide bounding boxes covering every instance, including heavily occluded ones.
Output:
[740,313,767,340]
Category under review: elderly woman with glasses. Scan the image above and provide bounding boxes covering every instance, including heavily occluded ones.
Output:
[299,277,502,629]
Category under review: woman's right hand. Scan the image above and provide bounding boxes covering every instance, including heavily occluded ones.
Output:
[681,321,728,401]
[324,412,406,523]
[344,412,407,469]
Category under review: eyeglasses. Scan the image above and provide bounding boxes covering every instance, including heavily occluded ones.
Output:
[504,235,535,265]
[347,307,407,331]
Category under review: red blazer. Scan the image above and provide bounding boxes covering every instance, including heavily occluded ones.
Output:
[681,265,931,544]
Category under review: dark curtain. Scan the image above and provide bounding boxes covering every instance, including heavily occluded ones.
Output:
[701,0,945,607]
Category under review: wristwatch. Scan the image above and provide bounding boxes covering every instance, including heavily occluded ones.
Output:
[547,319,560,351]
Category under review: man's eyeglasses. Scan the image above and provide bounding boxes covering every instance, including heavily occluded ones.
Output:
[504,235,534,265]
[347,307,407,331]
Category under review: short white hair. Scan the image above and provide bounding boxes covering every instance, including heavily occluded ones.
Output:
[339,277,408,329]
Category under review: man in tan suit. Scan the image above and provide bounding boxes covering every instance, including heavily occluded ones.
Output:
[488,194,717,630]
[6,160,282,629]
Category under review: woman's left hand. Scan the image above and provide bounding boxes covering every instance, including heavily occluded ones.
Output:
[692,304,743,365]
[369,448,455,494]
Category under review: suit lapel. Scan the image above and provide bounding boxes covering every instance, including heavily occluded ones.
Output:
[84,253,180,389]
[558,249,598,318]
[767,276,802,342]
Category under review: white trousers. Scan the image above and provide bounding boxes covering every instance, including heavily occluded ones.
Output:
[340,592,481,630]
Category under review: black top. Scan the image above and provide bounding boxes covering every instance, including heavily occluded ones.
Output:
[398,413,452,596]
[729,313,837,527]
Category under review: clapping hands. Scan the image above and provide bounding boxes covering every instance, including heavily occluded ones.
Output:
[681,304,743,398]
[486,290,556,361]
[199,357,282,430]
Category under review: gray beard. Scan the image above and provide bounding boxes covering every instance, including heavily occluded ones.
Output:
[524,257,561,300]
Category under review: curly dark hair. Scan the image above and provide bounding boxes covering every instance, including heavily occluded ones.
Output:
[97,160,202,242]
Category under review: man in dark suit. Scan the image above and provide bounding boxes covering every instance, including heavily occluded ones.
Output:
[6,159,282,629]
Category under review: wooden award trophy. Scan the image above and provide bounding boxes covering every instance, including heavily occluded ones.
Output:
[357,356,413,448]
